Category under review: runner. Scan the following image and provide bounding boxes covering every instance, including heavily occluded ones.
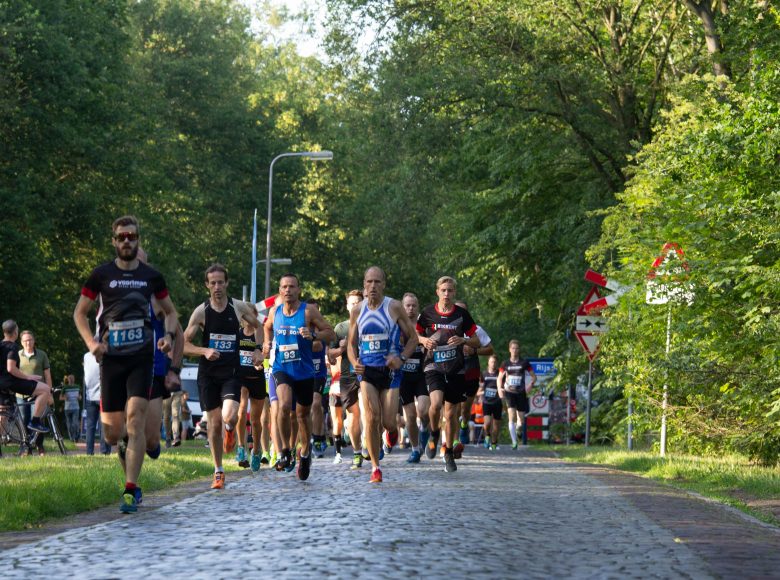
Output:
[73,216,179,513]
[347,266,418,483]
[182,263,262,489]
[328,289,365,469]
[399,292,429,464]
[416,276,480,473]
[306,299,329,459]
[235,311,266,472]
[482,354,502,450]
[454,300,494,455]
[497,340,537,449]
[262,273,335,481]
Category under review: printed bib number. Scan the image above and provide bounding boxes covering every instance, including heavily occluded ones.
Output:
[402,358,421,373]
[506,375,523,388]
[239,350,254,367]
[360,333,389,356]
[485,387,498,399]
[209,333,236,353]
[313,359,321,373]
[108,320,144,348]
[433,345,457,364]
[279,343,301,363]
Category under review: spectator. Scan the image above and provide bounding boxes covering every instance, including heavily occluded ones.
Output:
[18,329,53,455]
[84,351,110,455]
[180,390,193,441]
[61,374,82,442]
[163,389,184,447]
[469,388,485,444]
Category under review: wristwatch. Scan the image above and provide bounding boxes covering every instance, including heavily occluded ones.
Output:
[399,354,408,362]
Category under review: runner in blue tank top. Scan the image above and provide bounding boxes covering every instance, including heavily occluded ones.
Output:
[306,298,330,458]
[263,273,335,481]
[347,266,419,484]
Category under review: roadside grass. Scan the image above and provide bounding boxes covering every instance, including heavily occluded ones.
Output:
[0,440,237,532]
[554,446,780,525]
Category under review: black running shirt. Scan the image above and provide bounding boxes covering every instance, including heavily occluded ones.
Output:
[81,261,169,357]
[500,359,532,393]
[416,304,477,375]
[200,298,241,378]
[483,370,500,404]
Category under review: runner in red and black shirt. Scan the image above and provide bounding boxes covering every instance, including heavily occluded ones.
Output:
[74,215,180,515]
[416,276,480,473]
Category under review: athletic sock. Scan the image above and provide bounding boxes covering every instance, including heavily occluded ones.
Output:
[432,429,440,444]
[509,422,517,445]
[335,437,343,453]
[215,467,224,473]
[124,482,137,492]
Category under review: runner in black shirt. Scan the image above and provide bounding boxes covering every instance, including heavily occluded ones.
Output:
[481,355,502,450]
[497,339,537,449]
[74,216,180,514]
[416,276,480,473]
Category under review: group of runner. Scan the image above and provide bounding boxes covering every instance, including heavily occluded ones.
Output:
[58,216,539,514]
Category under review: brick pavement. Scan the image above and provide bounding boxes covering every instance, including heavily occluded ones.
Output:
[1,446,778,579]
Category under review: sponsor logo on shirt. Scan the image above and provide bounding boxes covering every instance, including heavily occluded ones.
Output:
[109,279,149,289]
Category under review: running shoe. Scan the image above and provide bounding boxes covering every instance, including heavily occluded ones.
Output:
[297,452,311,481]
[440,444,446,458]
[260,452,271,465]
[453,442,464,459]
[490,444,497,451]
[313,441,324,459]
[484,436,491,449]
[369,467,382,484]
[351,452,363,470]
[419,428,430,450]
[333,452,343,464]
[270,450,278,466]
[223,426,236,453]
[27,418,50,434]
[133,487,143,505]
[444,450,457,473]
[319,438,328,455]
[425,434,438,460]
[406,449,421,463]
[361,447,370,461]
[172,438,181,447]
[119,492,137,514]
[379,447,384,461]
[211,471,225,489]
[386,429,399,448]
[250,452,261,472]
[284,453,297,473]
[512,442,518,450]
[236,445,247,463]
[458,427,469,445]
[274,452,287,472]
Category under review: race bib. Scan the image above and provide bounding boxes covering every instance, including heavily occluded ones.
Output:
[313,359,321,373]
[507,375,523,388]
[402,358,421,373]
[209,333,236,353]
[433,345,457,364]
[239,349,254,367]
[485,387,498,399]
[108,319,144,348]
[330,380,341,395]
[360,333,389,356]
[279,343,301,363]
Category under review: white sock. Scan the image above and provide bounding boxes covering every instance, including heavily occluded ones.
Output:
[509,422,517,445]
[215,467,224,473]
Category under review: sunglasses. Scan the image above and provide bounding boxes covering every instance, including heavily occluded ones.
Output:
[113,232,139,242]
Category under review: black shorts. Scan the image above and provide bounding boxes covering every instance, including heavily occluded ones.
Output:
[359,366,395,390]
[101,354,154,413]
[329,393,343,408]
[483,401,502,420]
[425,371,466,405]
[0,376,37,398]
[314,377,327,396]
[505,390,529,413]
[150,375,170,400]
[464,379,480,398]
[239,375,267,400]
[340,375,359,408]
[198,373,241,413]
[400,373,428,406]
[272,371,315,408]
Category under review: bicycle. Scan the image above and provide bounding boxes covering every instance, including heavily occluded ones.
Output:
[0,389,67,457]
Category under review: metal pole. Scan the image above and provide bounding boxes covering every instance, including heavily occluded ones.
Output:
[265,157,277,299]
[628,397,633,451]
[250,209,257,303]
[566,385,571,445]
[585,359,593,447]
[660,303,672,457]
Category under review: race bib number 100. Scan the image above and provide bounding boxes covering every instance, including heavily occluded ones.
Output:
[209,333,236,353]
[108,320,144,348]
[402,358,421,373]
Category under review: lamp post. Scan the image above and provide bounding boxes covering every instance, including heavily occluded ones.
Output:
[264,150,333,297]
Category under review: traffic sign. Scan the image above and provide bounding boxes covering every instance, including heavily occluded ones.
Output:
[574,331,602,361]
[646,243,693,305]
[576,286,602,315]
[576,315,608,333]
[582,269,631,313]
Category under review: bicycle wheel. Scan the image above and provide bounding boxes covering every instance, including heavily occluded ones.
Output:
[48,413,67,455]
[0,409,29,455]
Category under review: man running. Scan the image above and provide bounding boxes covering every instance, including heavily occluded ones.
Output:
[417,276,480,473]
[347,266,418,483]
[183,264,262,489]
[399,292,430,464]
[328,290,365,469]
[235,311,266,472]
[73,216,179,513]
[262,274,335,481]
[482,354,502,450]
[497,340,536,449]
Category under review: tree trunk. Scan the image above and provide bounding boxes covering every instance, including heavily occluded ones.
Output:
[684,0,731,78]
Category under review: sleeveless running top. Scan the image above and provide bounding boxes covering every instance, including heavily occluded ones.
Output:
[501,358,532,393]
[237,326,262,379]
[271,302,314,379]
[199,298,240,378]
[357,296,396,368]
[483,370,500,403]
[312,342,328,379]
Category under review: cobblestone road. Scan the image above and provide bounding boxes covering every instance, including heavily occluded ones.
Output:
[2,446,779,579]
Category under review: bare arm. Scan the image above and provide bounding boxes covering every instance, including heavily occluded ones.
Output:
[261,306,276,358]
[390,300,418,370]
[346,306,362,374]
[305,304,336,345]
[235,299,261,330]
[73,295,105,360]
[7,359,39,381]
[183,304,219,360]
[526,368,537,393]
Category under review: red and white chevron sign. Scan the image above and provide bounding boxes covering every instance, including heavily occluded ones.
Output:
[582,270,630,313]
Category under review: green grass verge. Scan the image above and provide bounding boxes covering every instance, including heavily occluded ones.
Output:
[0,440,240,532]
[554,446,780,526]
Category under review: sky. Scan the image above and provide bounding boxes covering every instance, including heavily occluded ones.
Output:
[245,0,327,57]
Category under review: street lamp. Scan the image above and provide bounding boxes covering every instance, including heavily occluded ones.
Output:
[265,150,333,297]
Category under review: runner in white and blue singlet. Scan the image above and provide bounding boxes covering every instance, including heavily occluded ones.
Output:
[347,266,418,484]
